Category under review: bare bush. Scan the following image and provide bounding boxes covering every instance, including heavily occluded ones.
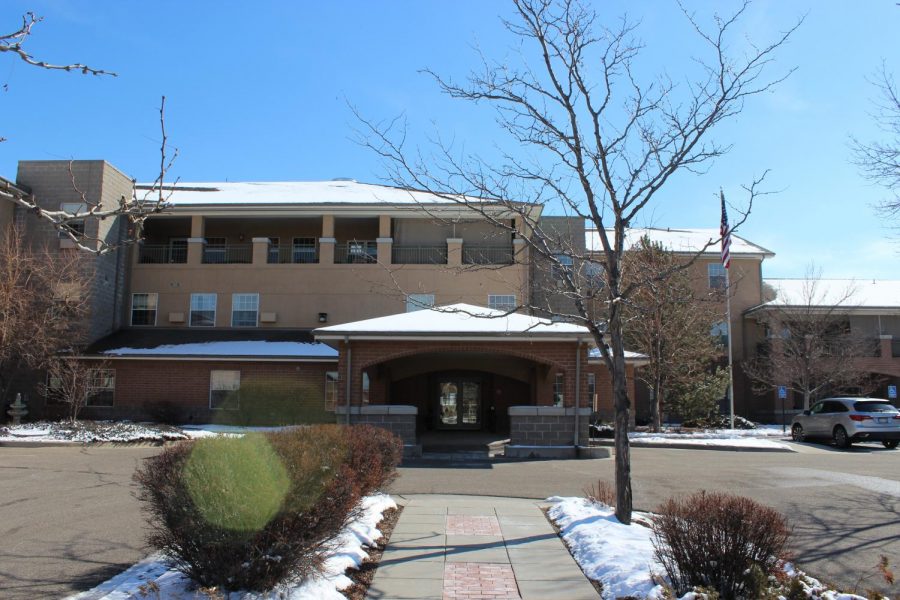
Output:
[652,491,791,599]
[583,480,616,507]
[134,425,402,592]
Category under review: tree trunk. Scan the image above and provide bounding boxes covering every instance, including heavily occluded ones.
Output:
[608,309,633,524]
[651,377,662,432]
[804,389,811,410]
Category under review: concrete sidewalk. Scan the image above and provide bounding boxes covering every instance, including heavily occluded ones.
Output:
[367,494,598,600]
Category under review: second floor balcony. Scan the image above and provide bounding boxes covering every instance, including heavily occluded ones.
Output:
[335,241,378,264]
[203,244,253,264]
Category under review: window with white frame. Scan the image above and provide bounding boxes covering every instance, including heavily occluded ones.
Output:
[406,293,435,312]
[708,263,726,290]
[88,369,116,407]
[59,202,87,237]
[131,293,158,326]
[325,371,339,411]
[209,370,240,409]
[190,293,217,327]
[362,372,370,404]
[231,293,259,327]
[587,372,597,412]
[488,294,516,312]
[553,373,565,407]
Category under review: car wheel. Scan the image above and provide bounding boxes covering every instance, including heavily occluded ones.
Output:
[882,440,899,450]
[833,426,851,449]
[791,424,804,442]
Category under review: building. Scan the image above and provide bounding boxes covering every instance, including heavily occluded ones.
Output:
[2,160,644,455]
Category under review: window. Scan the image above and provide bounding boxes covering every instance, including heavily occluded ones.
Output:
[293,237,317,263]
[231,293,259,327]
[488,294,516,312]
[711,321,729,346]
[131,293,158,326]
[88,369,115,407]
[209,370,240,409]
[553,373,565,407]
[325,371,339,411]
[708,263,726,290]
[362,372,370,404]
[406,293,435,312]
[190,293,217,327]
[587,373,597,412]
[552,254,574,280]
[205,237,226,263]
[58,202,87,237]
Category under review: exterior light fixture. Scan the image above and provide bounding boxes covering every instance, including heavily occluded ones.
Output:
[318,312,328,323]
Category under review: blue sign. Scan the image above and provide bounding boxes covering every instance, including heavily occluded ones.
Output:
[889,385,898,400]
[777,386,787,400]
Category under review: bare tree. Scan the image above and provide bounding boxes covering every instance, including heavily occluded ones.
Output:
[0,227,90,408]
[41,358,111,423]
[621,237,722,431]
[852,66,900,221]
[1,12,175,252]
[356,0,799,523]
[743,268,879,410]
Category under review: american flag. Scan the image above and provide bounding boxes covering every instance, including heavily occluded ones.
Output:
[720,189,731,269]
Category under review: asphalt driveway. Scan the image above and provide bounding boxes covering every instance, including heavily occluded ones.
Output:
[0,441,897,598]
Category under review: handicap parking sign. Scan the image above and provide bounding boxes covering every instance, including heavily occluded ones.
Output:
[777,386,787,400]
[889,385,898,399]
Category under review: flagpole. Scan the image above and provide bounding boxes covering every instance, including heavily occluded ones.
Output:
[725,265,735,429]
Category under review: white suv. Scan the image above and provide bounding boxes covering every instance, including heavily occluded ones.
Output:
[791,398,900,449]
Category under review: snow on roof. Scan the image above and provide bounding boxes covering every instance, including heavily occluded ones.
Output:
[135,180,479,207]
[315,303,589,337]
[588,348,649,362]
[759,278,900,309]
[585,227,773,258]
[101,340,338,359]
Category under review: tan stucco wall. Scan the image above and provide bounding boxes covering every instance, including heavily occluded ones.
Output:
[130,260,529,328]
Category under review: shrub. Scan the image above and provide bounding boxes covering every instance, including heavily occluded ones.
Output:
[651,491,791,599]
[669,367,730,423]
[583,479,616,507]
[134,424,402,592]
[214,378,335,426]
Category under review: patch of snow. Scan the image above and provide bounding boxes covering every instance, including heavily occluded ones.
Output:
[101,341,337,358]
[628,436,792,450]
[585,227,773,257]
[67,493,397,600]
[179,424,299,439]
[315,303,588,336]
[547,497,664,599]
[630,427,787,440]
[0,421,189,444]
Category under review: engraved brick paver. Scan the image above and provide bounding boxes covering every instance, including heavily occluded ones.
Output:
[446,515,503,536]
[443,562,520,599]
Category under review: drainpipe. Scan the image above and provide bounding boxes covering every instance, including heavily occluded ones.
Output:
[574,339,582,450]
[344,336,352,425]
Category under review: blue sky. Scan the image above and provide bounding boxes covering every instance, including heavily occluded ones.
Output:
[1,1,897,279]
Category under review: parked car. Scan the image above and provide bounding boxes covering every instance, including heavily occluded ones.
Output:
[791,398,900,449]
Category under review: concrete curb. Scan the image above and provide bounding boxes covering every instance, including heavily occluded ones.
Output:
[589,439,795,453]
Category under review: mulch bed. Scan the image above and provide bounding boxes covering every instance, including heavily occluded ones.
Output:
[341,504,404,600]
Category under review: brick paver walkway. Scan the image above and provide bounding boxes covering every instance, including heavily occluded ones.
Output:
[367,494,598,600]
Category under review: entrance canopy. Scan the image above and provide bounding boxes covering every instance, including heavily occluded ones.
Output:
[313,303,591,342]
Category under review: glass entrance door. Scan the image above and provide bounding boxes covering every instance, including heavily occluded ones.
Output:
[437,378,481,429]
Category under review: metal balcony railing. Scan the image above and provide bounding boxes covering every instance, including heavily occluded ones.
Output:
[462,245,514,265]
[392,245,448,265]
[137,244,187,264]
[202,244,253,264]
[335,241,377,264]
[267,244,319,264]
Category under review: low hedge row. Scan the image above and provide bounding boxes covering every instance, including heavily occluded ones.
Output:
[134,424,402,591]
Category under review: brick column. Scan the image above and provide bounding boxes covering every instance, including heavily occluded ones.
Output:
[319,237,335,264]
[880,335,893,359]
[447,238,463,266]
[186,237,205,264]
[377,237,393,265]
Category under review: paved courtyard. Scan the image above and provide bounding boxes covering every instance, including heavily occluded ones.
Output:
[368,495,598,600]
[0,441,897,598]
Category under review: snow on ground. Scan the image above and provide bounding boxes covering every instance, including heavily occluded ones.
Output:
[546,497,879,600]
[0,420,190,443]
[68,493,397,600]
[630,425,787,439]
[0,421,299,443]
[546,496,664,600]
[628,436,792,450]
